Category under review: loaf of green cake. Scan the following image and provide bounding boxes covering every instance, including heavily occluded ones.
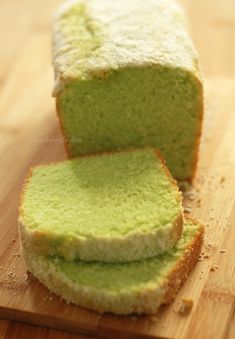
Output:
[22,218,204,315]
[52,0,203,181]
[19,149,183,263]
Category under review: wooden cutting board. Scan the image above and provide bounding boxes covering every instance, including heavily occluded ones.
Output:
[0,0,235,338]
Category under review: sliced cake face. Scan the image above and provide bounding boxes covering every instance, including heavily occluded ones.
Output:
[19,149,183,262]
[22,219,204,315]
[53,0,204,180]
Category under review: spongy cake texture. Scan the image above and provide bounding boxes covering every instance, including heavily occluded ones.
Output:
[19,149,183,262]
[53,0,203,180]
[22,219,204,315]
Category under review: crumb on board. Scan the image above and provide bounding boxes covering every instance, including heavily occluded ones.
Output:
[210,265,219,272]
[24,272,29,280]
[178,181,192,192]
[198,255,203,261]
[220,249,226,253]
[184,190,197,201]
[197,198,201,205]
[8,271,16,278]
[184,206,192,213]
[174,298,194,315]
[220,176,225,183]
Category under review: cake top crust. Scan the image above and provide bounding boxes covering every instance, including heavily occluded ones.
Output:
[53,0,200,85]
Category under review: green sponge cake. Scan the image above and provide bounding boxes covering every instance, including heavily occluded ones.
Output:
[19,149,183,263]
[22,219,204,315]
[53,0,203,181]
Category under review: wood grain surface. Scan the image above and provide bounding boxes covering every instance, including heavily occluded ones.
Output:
[0,0,235,338]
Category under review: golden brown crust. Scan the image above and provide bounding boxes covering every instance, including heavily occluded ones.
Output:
[184,75,204,183]
[154,149,177,186]
[55,97,72,157]
[163,218,204,304]
[153,150,184,247]
[153,149,182,203]
[170,213,184,243]
[18,168,34,217]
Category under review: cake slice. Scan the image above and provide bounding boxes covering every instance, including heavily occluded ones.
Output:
[19,148,183,263]
[52,0,203,181]
[22,218,204,315]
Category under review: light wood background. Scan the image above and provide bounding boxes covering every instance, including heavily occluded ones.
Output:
[0,0,235,338]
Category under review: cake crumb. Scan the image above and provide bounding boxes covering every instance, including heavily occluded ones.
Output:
[220,249,226,253]
[184,206,191,213]
[210,265,219,272]
[184,190,197,200]
[178,181,192,192]
[198,255,203,261]
[8,272,16,278]
[189,196,196,201]
[197,198,201,206]
[175,298,194,315]
[220,176,225,183]
[24,272,29,280]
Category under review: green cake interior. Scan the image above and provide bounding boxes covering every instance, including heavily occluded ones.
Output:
[58,66,202,179]
[21,149,180,239]
[28,219,202,293]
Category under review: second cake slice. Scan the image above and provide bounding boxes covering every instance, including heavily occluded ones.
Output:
[19,148,183,262]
